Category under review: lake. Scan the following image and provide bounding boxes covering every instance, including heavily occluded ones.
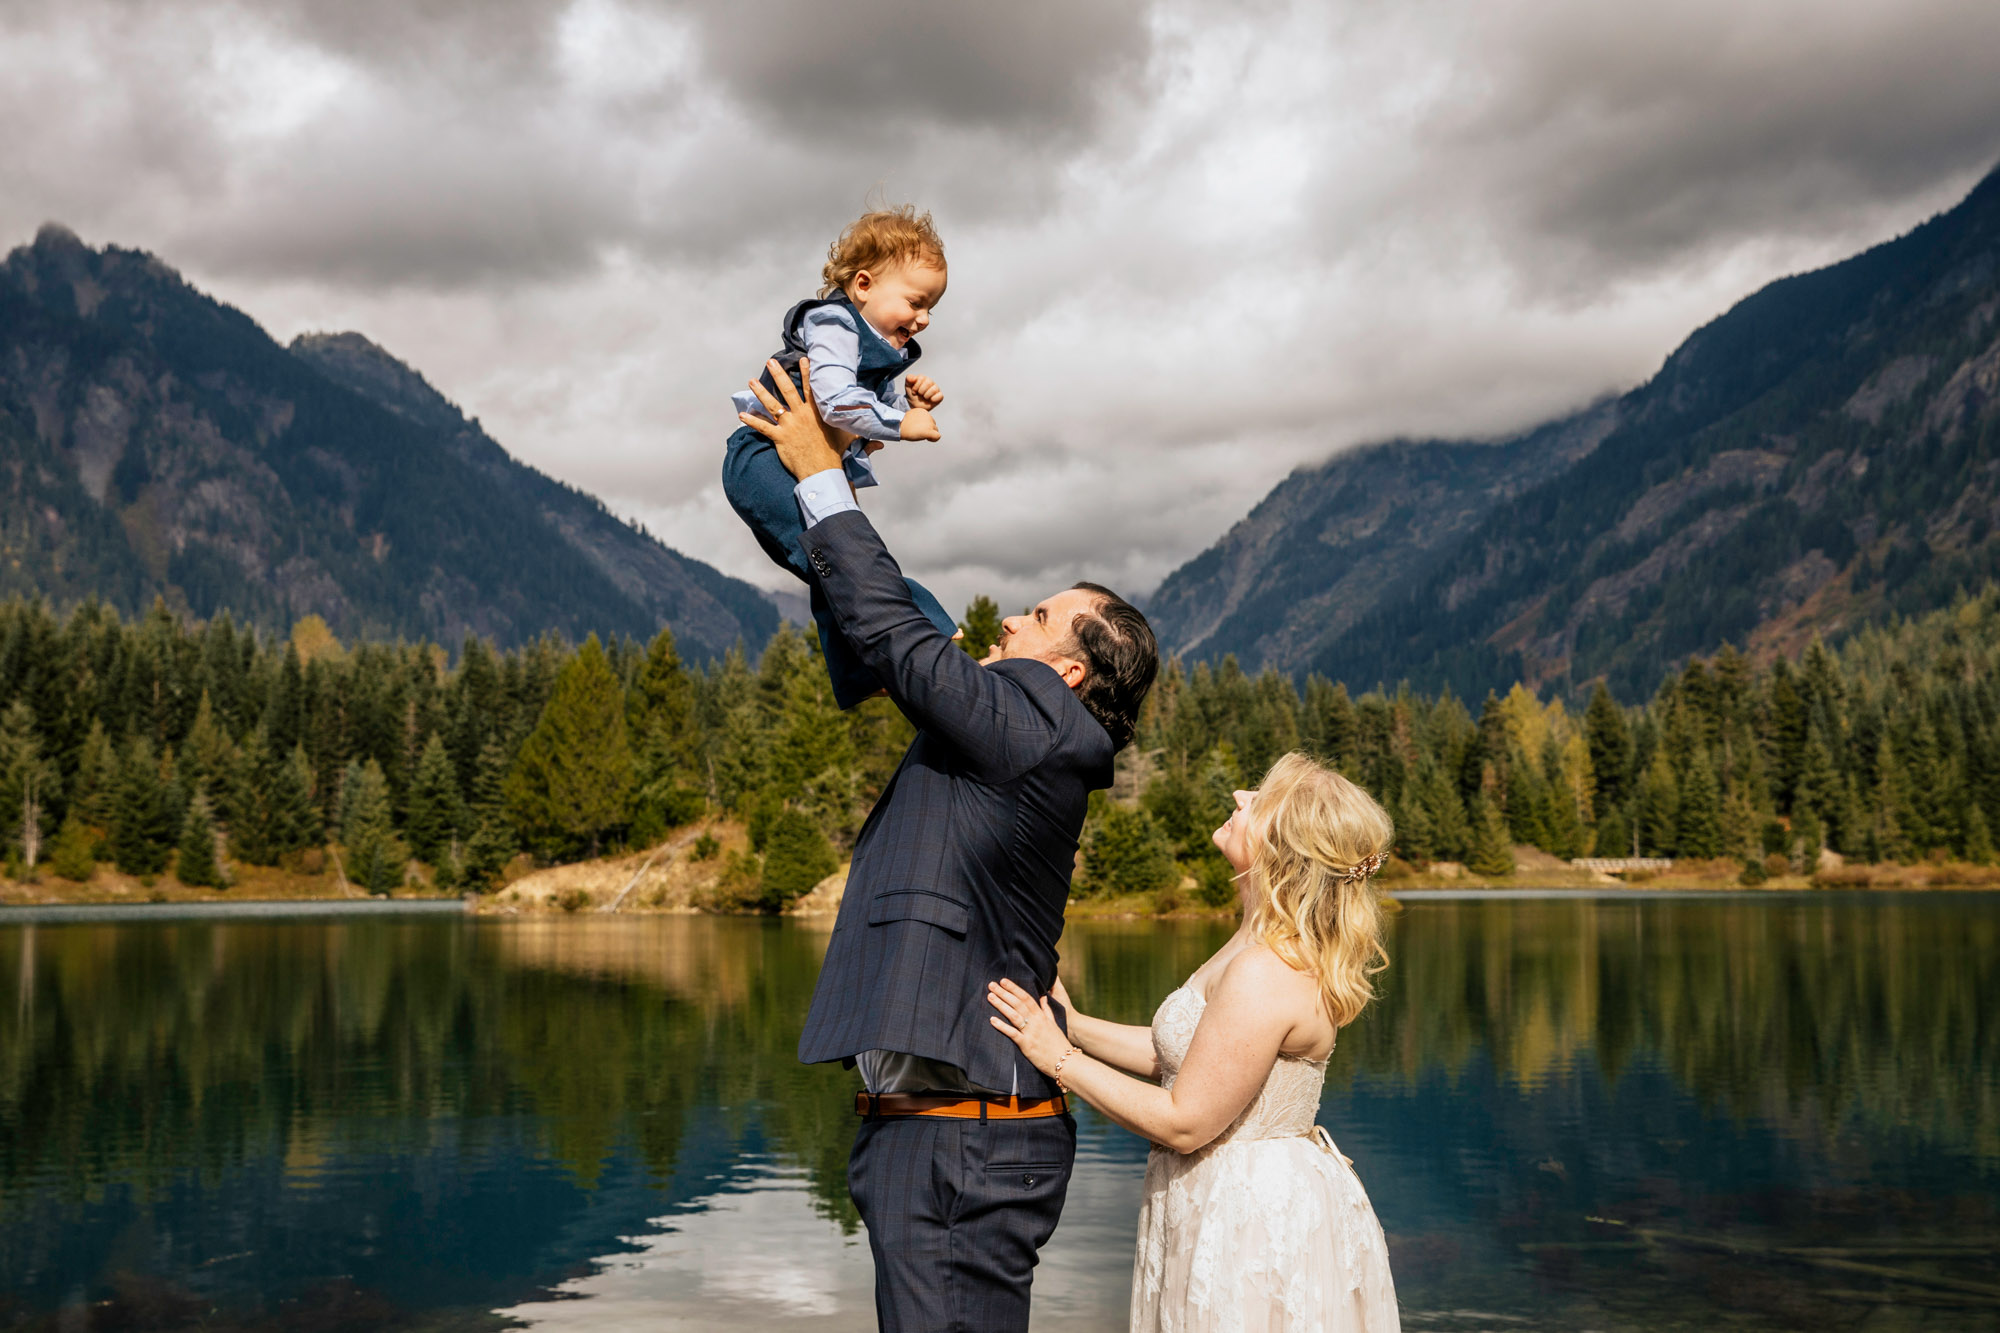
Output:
[3,894,1997,1330]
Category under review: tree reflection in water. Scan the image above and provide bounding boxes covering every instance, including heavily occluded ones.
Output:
[1,896,1996,1330]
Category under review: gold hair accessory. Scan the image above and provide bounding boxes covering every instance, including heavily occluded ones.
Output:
[1339,852,1387,884]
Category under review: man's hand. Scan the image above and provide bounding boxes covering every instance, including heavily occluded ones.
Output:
[905,374,943,411]
[739,358,845,480]
[900,407,942,442]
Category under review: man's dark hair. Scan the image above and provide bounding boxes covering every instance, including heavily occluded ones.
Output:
[1062,582,1159,751]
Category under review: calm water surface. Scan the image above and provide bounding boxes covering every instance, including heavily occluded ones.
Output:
[3,896,1997,1330]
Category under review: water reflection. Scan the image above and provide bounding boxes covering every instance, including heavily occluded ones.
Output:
[1,896,1996,1330]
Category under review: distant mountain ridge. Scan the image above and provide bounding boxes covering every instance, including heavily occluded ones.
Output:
[0,228,776,659]
[1145,401,1619,670]
[1148,160,2000,700]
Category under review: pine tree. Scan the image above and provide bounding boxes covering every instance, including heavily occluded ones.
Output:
[448,636,505,794]
[1872,735,1917,863]
[504,635,633,856]
[1395,784,1435,864]
[404,733,464,865]
[760,807,838,907]
[1675,747,1724,858]
[1792,805,1824,875]
[267,640,306,754]
[461,738,517,892]
[1306,679,1358,770]
[179,690,236,803]
[1765,659,1808,811]
[959,596,1003,658]
[1593,803,1633,859]
[1721,782,1762,864]
[1965,805,1996,866]
[1141,759,1203,855]
[48,811,96,883]
[627,626,705,840]
[1797,724,1840,824]
[1466,793,1515,876]
[281,744,323,851]
[176,791,224,889]
[229,729,319,866]
[1504,757,1552,849]
[1419,761,1472,862]
[112,736,175,875]
[1583,683,1631,813]
[1080,802,1180,897]
[1634,752,1678,856]
[339,758,405,895]
[71,720,119,833]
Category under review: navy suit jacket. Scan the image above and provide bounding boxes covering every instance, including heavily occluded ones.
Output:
[795,509,1115,1097]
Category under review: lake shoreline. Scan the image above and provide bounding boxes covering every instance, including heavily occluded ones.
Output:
[6,830,1996,920]
[8,874,1998,923]
[0,898,471,924]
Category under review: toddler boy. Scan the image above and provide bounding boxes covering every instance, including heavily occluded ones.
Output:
[725,205,959,707]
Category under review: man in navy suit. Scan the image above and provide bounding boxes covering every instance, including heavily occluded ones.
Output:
[739,360,1158,1332]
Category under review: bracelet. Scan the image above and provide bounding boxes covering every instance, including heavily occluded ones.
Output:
[1052,1046,1082,1093]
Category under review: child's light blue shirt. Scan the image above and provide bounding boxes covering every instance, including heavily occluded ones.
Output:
[731,303,909,488]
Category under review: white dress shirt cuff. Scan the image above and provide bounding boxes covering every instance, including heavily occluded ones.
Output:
[795,469,860,527]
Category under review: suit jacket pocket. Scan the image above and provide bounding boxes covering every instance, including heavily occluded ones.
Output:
[866,889,970,936]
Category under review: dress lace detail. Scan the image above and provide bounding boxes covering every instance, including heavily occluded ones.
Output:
[1129,986,1400,1333]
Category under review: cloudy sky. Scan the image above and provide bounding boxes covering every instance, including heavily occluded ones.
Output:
[5,0,2000,614]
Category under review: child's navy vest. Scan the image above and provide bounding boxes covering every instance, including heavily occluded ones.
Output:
[757,294,921,406]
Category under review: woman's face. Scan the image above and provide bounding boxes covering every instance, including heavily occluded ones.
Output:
[1212,789,1258,875]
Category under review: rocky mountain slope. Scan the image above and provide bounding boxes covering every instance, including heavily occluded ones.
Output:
[1145,402,1618,672]
[1149,160,2000,700]
[0,228,775,659]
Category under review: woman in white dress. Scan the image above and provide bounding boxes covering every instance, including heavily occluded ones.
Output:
[987,751,1400,1333]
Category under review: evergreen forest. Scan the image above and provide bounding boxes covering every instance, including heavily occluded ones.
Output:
[1,585,1997,905]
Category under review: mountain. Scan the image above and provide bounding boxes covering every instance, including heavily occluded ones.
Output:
[0,226,776,660]
[1144,401,1618,672]
[1149,160,2000,701]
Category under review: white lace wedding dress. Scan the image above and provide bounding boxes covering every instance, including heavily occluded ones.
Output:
[1129,985,1400,1333]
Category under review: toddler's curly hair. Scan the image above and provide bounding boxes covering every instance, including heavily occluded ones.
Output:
[819,205,946,297]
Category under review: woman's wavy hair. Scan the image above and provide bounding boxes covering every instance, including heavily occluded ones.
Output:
[1241,752,1395,1029]
[820,204,946,296]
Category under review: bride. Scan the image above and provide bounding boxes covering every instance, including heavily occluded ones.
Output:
[987,752,1401,1332]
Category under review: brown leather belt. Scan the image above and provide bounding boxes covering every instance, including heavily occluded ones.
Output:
[855,1091,1071,1120]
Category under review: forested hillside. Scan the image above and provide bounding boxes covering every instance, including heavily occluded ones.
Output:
[1149,161,2000,700]
[0,226,776,661]
[0,587,1993,901]
[1096,588,2000,898]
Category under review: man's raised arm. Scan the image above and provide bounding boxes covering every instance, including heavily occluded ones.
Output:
[737,361,1063,779]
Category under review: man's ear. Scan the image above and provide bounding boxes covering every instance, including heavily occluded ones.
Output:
[1053,657,1086,690]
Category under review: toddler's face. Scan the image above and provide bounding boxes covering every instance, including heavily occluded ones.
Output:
[850,259,946,349]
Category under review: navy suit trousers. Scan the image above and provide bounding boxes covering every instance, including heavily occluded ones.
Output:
[848,1112,1077,1332]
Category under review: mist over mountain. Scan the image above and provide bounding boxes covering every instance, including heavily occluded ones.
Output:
[0,228,776,660]
[1149,160,2000,701]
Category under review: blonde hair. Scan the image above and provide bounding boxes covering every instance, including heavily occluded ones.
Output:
[819,205,946,297]
[1242,752,1395,1029]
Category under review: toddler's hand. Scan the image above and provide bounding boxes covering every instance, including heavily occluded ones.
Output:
[905,375,943,411]
[900,407,941,442]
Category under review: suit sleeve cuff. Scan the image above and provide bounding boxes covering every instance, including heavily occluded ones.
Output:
[795,469,860,527]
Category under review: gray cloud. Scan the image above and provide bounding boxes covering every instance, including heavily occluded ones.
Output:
[3,0,2000,615]
[689,0,1151,134]
[1393,0,2000,285]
